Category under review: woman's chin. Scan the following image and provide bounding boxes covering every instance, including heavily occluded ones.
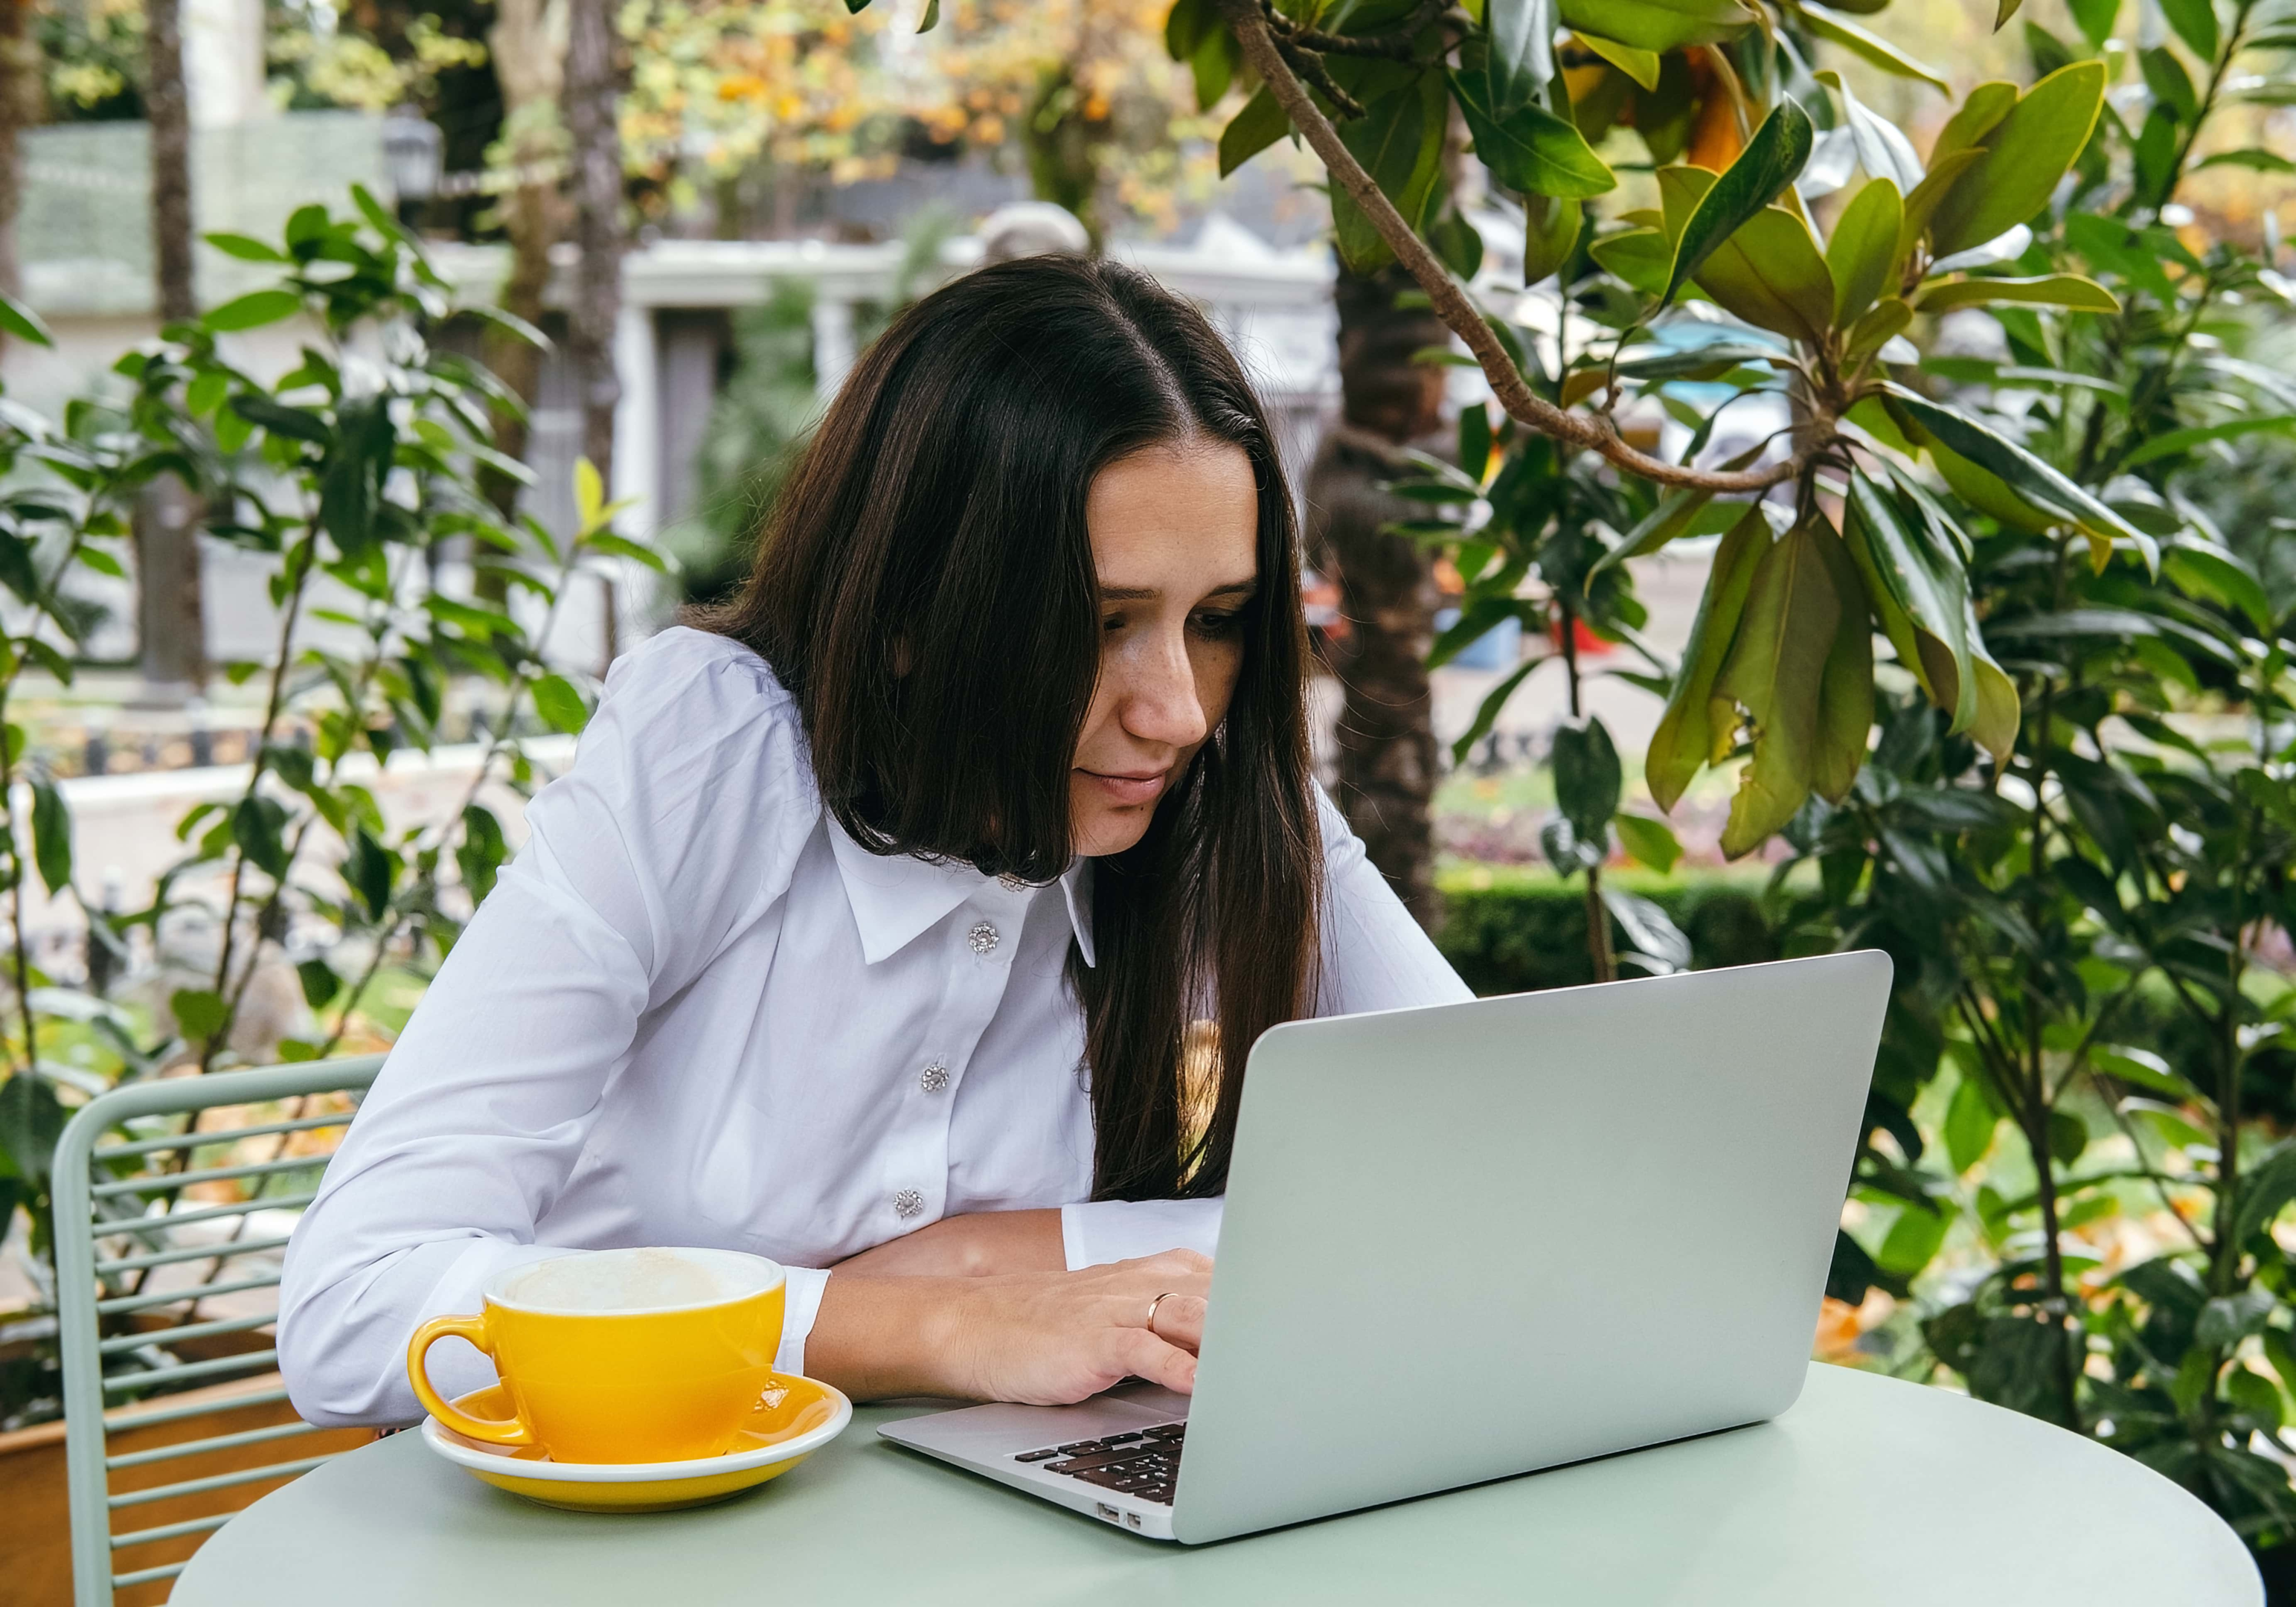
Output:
[1071,804,1154,859]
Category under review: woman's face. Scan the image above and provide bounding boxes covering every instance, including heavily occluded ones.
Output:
[1071,440,1260,859]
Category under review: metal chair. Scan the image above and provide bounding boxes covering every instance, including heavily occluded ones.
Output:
[54,1056,384,1606]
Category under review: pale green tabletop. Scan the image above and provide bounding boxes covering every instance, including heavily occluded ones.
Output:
[175,1364,2258,1606]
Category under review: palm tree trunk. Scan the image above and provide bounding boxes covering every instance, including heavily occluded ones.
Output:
[138,0,205,701]
[564,0,622,483]
[0,0,37,319]
[479,0,567,528]
[1303,266,1452,930]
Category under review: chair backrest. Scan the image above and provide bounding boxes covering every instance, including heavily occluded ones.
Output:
[53,1056,384,1607]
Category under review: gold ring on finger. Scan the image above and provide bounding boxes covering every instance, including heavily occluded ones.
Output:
[1145,1291,1179,1332]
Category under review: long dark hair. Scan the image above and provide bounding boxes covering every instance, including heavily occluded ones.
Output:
[695,254,1321,1200]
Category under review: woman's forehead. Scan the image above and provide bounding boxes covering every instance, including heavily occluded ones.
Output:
[1086,442,1259,587]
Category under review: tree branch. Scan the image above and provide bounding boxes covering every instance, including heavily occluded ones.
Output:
[1263,0,1443,60]
[1217,0,1803,494]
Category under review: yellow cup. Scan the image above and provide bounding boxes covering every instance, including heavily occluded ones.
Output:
[407,1247,786,1465]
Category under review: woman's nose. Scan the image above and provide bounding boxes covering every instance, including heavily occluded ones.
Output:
[1119,629,1209,750]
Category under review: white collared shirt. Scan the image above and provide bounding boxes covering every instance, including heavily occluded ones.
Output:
[278,628,1469,1425]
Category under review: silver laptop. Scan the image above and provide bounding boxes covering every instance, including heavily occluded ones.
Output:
[879,951,1890,1542]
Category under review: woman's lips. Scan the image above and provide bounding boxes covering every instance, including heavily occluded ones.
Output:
[1079,768,1170,806]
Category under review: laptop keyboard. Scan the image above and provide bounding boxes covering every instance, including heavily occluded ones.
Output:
[1013,1421,1184,1506]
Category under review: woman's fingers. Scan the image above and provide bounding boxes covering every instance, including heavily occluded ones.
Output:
[1109,1325,1199,1394]
[1144,1291,1208,1351]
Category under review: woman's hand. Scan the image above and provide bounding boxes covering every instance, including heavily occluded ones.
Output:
[831,1207,1065,1278]
[804,1250,1212,1405]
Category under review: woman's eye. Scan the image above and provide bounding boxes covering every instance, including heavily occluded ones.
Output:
[1191,611,1242,638]
[1101,613,1126,635]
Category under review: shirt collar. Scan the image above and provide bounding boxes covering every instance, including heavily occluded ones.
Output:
[826,818,1095,968]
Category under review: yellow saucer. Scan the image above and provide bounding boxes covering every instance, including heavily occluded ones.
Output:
[419,1375,851,1513]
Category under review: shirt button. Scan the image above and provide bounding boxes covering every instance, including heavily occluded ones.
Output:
[893,1188,925,1219]
[967,920,1000,955]
[919,1062,950,1093]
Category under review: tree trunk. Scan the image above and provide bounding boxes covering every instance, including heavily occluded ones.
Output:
[0,0,39,318]
[1303,266,1452,931]
[480,0,567,527]
[563,0,623,485]
[147,0,195,324]
[138,0,205,702]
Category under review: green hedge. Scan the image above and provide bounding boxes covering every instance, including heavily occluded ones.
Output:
[1433,865,1780,995]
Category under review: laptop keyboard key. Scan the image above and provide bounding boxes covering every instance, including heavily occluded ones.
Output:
[1013,1447,1062,1463]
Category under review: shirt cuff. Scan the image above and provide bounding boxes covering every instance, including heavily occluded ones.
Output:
[776,1264,830,1377]
[1059,1198,1224,1270]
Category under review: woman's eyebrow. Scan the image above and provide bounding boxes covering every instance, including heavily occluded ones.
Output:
[1097,577,1260,602]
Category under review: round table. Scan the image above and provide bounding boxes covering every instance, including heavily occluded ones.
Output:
[176,1364,2259,1606]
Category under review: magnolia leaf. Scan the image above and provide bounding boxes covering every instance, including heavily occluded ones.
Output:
[1487,0,1559,118]
[1928,62,2108,257]
[204,231,290,263]
[1552,716,1624,840]
[1844,298,1912,362]
[2068,0,2120,45]
[1963,608,2021,763]
[1588,486,1719,581]
[30,780,71,896]
[203,289,304,333]
[1659,173,1834,342]
[1559,368,1610,408]
[2123,413,2296,468]
[1451,71,1616,199]
[1451,656,1542,764]
[2157,0,2219,60]
[1841,470,1977,734]
[530,673,590,736]
[1556,0,1754,53]
[1816,71,1924,193]
[1660,98,1815,309]
[1897,147,1986,263]
[1716,519,1841,856]
[1915,274,2120,314]
[1219,88,1289,177]
[2162,543,2273,632]
[2195,147,2296,174]
[1885,385,2152,568]
[2145,44,2203,123]
[1809,522,1874,802]
[1588,225,1670,295]
[1930,81,2020,169]
[1926,434,2053,535]
[1996,0,2024,25]
[1572,31,1660,90]
[1800,4,1949,90]
[1524,193,1585,285]
[1335,73,1450,272]
[0,289,52,349]
[1648,505,1769,812]
[1827,177,1903,327]
[1613,812,1684,874]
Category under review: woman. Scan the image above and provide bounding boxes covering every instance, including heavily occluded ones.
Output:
[278,255,1471,1425]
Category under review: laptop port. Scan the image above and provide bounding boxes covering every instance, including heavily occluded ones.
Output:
[1096,1504,1120,1522]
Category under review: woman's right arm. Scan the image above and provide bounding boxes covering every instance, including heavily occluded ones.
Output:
[278,633,812,1425]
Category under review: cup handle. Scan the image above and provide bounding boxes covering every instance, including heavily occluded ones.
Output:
[406,1313,533,1448]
